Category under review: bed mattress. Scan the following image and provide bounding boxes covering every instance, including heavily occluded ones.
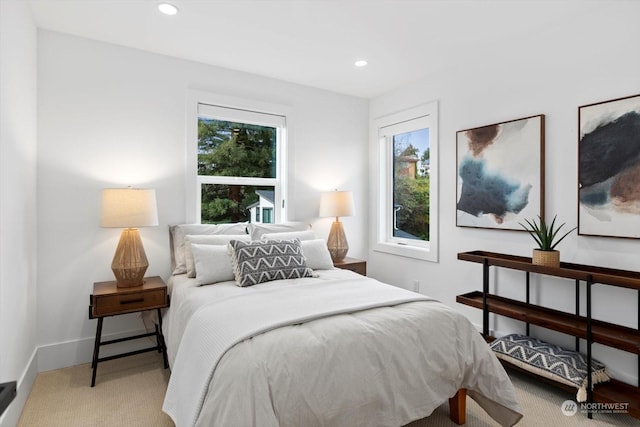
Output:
[162,269,522,427]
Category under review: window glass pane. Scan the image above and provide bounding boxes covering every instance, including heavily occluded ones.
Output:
[198,118,277,178]
[201,184,275,224]
[392,128,430,241]
[262,208,273,224]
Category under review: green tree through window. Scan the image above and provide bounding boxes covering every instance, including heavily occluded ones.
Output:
[198,119,277,223]
[392,129,430,241]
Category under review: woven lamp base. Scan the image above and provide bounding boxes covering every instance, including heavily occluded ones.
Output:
[111,228,148,287]
[327,220,349,263]
[532,249,560,268]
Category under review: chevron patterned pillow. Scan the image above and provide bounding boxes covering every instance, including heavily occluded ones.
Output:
[490,334,609,402]
[228,239,315,287]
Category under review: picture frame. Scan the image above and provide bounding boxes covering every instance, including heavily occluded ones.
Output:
[456,114,545,230]
[578,94,640,238]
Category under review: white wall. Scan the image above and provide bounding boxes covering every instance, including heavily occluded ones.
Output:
[36,31,369,369]
[369,3,640,384]
[0,1,39,425]
[22,0,640,404]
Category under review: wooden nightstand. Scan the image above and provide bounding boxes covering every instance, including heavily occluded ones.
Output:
[334,257,367,276]
[89,276,169,387]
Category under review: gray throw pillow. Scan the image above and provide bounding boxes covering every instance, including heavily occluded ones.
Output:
[228,239,314,287]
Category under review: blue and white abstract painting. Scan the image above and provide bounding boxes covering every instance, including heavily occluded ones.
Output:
[579,94,640,238]
[456,115,544,230]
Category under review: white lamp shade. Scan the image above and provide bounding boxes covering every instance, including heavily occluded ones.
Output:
[319,190,355,218]
[101,188,159,228]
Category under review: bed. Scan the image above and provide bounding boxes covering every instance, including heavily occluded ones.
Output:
[160,224,523,427]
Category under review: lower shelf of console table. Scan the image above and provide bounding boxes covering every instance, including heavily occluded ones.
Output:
[497,355,640,418]
[458,291,640,418]
[594,380,640,418]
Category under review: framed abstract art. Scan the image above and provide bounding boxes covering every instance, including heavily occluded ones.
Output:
[578,94,640,238]
[456,114,545,230]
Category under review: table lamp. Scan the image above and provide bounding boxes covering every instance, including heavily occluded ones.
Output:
[101,188,158,287]
[319,190,355,262]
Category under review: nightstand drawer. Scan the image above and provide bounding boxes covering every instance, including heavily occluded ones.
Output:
[338,263,366,276]
[334,257,367,276]
[92,288,166,317]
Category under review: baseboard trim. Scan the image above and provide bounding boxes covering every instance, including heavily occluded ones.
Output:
[37,327,152,372]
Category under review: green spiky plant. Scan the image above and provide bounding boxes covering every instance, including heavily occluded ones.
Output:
[519,215,576,251]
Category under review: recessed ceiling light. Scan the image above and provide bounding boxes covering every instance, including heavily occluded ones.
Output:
[158,3,179,15]
[354,60,368,67]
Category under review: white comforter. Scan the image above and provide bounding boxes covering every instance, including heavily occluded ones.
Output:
[162,270,522,427]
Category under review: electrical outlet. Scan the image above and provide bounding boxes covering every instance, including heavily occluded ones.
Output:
[412,280,420,292]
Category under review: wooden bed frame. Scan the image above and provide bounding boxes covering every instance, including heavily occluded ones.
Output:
[449,389,467,425]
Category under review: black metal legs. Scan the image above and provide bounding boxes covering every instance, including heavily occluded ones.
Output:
[482,259,489,337]
[91,317,103,387]
[90,311,169,387]
[156,308,169,369]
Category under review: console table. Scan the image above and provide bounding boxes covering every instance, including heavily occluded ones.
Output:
[456,250,640,419]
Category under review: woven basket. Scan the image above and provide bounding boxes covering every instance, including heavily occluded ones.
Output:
[532,249,560,268]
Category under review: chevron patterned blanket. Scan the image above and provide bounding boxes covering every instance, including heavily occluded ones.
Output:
[490,334,610,401]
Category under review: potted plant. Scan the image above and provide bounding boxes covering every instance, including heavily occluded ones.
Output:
[519,215,576,268]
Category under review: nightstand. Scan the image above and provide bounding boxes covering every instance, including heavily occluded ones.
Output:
[333,257,367,276]
[89,276,169,387]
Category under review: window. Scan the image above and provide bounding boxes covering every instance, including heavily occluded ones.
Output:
[373,102,438,261]
[262,208,273,224]
[186,92,288,224]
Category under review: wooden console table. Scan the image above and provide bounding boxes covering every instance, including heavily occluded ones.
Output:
[456,250,640,419]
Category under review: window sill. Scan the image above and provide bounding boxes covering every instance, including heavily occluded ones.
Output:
[373,242,438,262]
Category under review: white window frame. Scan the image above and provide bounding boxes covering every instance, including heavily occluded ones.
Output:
[186,90,290,224]
[371,101,439,262]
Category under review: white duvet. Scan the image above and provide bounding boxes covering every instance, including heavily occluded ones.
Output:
[162,269,522,427]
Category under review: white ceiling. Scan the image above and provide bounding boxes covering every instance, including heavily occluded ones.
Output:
[27,0,600,98]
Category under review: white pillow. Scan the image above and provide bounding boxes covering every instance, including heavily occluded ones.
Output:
[246,221,310,240]
[301,239,335,270]
[191,244,235,286]
[215,223,249,235]
[170,224,217,274]
[261,230,317,241]
[185,234,250,278]
[170,223,248,275]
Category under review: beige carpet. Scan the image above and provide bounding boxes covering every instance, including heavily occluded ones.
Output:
[18,352,173,427]
[18,352,634,426]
